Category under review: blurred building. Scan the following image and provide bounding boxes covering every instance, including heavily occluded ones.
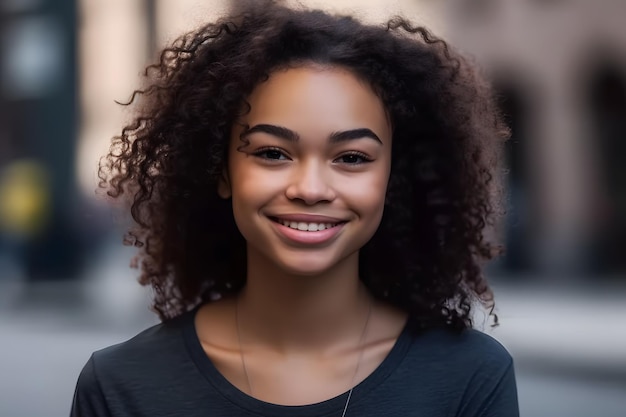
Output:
[0,0,86,281]
[439,0,626,279]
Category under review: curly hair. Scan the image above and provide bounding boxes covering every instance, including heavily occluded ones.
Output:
[100,0,508,330]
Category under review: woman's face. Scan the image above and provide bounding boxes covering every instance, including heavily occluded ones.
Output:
[221,65,392,276]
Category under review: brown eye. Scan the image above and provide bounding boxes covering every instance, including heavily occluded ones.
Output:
[263,150,284,160]
[253,147,288,160]
[335,152,372,165]
[341,155,361,164]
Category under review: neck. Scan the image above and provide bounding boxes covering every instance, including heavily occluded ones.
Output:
[236,247,369,352]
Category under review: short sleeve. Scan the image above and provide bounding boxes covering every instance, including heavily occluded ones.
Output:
[70,355,112,417]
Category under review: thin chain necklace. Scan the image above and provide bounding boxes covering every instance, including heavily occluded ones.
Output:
[235,293,372,417]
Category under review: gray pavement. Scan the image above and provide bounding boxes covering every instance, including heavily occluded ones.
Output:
[484,282,626,383]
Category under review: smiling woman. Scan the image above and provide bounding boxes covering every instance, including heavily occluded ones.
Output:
[220,66,391,277]
[71,1,518,416]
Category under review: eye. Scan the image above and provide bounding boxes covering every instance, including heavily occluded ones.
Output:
[253,147,289,161]
[335,152,372,165]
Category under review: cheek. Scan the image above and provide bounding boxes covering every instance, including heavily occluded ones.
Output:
[341,171,389,215]
[230,178,264,219]
[229,184,265,244]
[228,163,286,224]
[231,168,285,201]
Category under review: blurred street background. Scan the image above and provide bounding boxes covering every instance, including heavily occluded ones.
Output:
[1,0,625,416]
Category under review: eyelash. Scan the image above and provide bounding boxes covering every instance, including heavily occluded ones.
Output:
[336,151,373,165]
[252,147,288,161]
[252,147,373,165]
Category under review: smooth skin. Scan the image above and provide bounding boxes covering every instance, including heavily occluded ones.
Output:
[196,65,407,405]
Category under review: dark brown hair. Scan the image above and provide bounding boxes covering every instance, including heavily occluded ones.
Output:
[100,0,508,330]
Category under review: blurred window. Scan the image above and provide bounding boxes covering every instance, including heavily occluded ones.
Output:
[587,63,626,274]
[1,16,65,100]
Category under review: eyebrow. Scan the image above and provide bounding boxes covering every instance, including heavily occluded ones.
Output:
[243,124,300,142]
[242,124,382,145]
[329,128,382,144]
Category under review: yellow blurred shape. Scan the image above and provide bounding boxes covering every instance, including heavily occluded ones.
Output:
[0,160,51,237]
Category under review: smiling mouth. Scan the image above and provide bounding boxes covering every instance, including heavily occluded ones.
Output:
[269,217,345,232]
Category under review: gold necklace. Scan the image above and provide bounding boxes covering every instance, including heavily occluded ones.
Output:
[235,294,372,417]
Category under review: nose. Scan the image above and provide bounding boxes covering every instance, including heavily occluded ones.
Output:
[285,160,336,205]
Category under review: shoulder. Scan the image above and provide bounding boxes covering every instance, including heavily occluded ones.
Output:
[88,310,195,384]
[71,309,219,416]
[96,314,184,357]
[406,325,514,374]
[392,326,517,413]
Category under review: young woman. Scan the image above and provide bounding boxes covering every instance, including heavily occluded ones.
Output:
[71,1,518,416]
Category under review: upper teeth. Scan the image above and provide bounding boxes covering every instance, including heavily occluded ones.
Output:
[278,219,338,231]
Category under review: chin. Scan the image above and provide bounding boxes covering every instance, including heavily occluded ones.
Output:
[273,249,357,278]
[276,258,337,277]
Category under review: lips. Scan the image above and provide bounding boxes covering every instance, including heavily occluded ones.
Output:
[267,214,347,244]
[270,213,345,223]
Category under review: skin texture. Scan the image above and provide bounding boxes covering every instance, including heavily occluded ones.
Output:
[195,287,406,405]
[195,66,405,405]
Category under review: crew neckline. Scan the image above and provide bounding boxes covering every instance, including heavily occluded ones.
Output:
[182,306,414,417]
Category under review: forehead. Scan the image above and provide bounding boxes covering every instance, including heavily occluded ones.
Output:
[241,65,391,141]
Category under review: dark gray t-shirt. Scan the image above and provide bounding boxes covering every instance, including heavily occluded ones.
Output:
[71,308,519,417]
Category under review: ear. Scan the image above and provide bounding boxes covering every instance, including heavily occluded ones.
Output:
[217,169,232,199]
